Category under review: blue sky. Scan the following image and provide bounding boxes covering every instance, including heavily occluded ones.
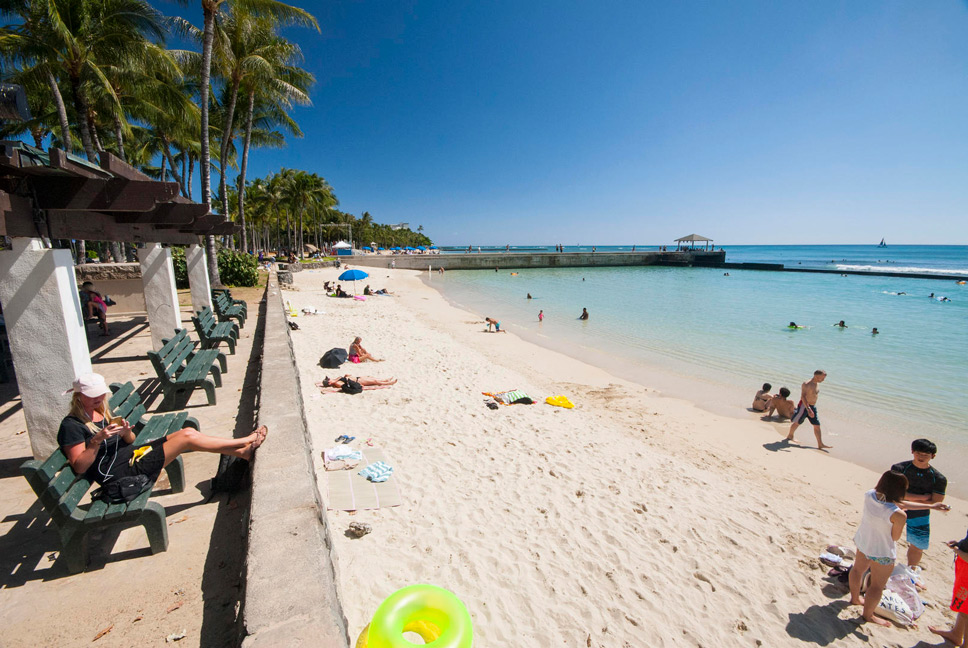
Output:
[162,0,968,246]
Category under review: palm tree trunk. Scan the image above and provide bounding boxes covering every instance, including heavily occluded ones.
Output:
[219,81,240,224]
[113,115,126,161]
[77,240,86,263]
[200,3,221,286]
[160,152,166,180]
[236,91,255,253]
[89,113,103,153]
[47,69,72,154]
[110,242,123,262]
[187,155,194,200]
[182,153,188,198]
[68,74,97,161]
[162,139,187,197]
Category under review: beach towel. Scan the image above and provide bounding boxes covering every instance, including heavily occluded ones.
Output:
[482,390,534,405]
[326,448,402,511]
[359,461,393,483]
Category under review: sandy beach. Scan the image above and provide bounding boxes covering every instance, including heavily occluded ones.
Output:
[288,266,966,647]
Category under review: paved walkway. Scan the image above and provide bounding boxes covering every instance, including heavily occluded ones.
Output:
[0,288,264,648]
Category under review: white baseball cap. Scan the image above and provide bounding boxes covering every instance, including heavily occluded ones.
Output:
[64,373,110,398]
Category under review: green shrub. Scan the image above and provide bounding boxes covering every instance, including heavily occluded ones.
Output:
[216,248,259,287]
[169,246,258,288]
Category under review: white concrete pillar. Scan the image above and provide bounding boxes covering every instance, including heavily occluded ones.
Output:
[138,243,182,350]
[186,243,213,315]
[0,238,93,459]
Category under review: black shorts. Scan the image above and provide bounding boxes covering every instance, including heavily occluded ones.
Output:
[102,439,167,484]
[792,401,820,426]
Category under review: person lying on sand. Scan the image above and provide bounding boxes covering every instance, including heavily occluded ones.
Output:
[316,376,397,392]
[763,387,795,420]
[349,337,382,362]
[751,383,772,412]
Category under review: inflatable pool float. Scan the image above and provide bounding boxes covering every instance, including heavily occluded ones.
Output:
[356,584,473,648]
[545,395,575,409]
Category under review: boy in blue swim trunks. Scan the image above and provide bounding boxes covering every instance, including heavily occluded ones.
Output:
[892,439,948,568]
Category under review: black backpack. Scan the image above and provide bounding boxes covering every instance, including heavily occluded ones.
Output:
[341,377,364,394]
[320,348,348,368]
[211,455,250,493]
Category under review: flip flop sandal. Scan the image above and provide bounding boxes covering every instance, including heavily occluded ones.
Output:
[341,436,356,444]
[334,434,348,443]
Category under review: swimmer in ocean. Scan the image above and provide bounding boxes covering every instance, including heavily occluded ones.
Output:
[788,322,804,329]
[872,328,879,335]
[833,320,847,328]
[579,308,589,320]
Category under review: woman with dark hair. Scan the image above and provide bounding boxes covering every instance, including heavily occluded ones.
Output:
[849,471,949,626]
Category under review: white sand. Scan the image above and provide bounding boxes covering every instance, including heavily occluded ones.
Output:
[289,267,967,647]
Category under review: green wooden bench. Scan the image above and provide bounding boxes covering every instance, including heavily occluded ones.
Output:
[108,381,199,493]
[191,306,239,354]
[147,329,227,408]
[212,291,246,328]
[21,452,168,573]
[212,287,247,313]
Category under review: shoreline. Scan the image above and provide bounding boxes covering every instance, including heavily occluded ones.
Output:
[288,266,967,646]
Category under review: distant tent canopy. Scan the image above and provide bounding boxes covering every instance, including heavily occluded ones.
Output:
[332,240,352,249]
[674,234,714,250]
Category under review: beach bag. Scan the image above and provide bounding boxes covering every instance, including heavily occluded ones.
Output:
[320,348,348,368]
[211,455,250,493]
[886,565,924,620]
[874,589,914,626]
[341,378,363,395]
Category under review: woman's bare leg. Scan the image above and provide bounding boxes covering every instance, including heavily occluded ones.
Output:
[861,561,894,627]
[162,426,267,466]
[930,612,967,645]
[848,551,870,606]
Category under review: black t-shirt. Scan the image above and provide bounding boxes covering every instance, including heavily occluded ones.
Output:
[891,460,947,519]
[57,415,124,483]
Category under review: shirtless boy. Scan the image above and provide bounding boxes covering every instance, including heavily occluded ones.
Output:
[751,383,773,412]
[786,370,832,450]
[764,387,795,420]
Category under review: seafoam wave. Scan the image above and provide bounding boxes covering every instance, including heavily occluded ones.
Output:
[834,264,968,275]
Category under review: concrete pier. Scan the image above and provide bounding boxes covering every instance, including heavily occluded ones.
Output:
[349,250,725,271]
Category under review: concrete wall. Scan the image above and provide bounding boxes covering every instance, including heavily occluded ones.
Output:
[348,250,726,271]
[243,272,350,647]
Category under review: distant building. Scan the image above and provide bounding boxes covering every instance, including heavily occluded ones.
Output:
[390,222,410,231]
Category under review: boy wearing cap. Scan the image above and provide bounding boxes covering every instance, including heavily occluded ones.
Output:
[891,439,947,568]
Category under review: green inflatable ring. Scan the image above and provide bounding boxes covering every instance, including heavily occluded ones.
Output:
[357,584,473,648]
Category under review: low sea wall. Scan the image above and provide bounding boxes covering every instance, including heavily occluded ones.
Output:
[243,271,349,646]
[349,250,725,271]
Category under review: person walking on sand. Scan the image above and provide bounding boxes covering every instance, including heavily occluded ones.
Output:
[848,471,949,627]
[579,308,589,320]
[786,370,831,449]
[891,439,947,569]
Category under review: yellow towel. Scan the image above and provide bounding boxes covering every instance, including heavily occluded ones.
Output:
[545,395,574,409]
[129,445,152,466]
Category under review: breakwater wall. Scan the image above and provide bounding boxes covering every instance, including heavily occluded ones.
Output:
[719,262,968,281]
[348,250,725,271]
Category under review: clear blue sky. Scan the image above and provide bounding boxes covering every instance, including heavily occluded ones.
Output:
[164,0,968,246]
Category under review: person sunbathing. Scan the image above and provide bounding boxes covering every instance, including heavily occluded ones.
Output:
[316,375,397,392]
[349,337,382,362]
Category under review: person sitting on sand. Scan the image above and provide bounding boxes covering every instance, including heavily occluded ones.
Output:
[929,529,968,647]
[763,387,795,420]
[483,317,506,332]
[317,376,397,392]
[59,373,266,489]
[848,470,949,627]
[364,284,372,295]
[349,337,382,362]
[579,308,589,320]
[751,383,772,412]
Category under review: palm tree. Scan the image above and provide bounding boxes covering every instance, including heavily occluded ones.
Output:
[188,0,317,284]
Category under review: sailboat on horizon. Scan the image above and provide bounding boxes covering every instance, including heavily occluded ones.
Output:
[878,238,887,247]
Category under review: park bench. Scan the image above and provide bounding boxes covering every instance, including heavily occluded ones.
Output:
[212,290,246,328]
[191,306,239,354]
[147,328,227,408]
[212,287,247,313]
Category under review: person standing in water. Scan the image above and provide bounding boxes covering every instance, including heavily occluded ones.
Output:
[579,308,589,320]
[786,370,832,450]
[538,310,544,322]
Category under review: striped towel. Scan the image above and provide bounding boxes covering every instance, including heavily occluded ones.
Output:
[359,461,393,483]
[483,390,531,405]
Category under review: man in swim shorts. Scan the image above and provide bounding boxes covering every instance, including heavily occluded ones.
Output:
[785,370,831,450]
[892,439,947,568]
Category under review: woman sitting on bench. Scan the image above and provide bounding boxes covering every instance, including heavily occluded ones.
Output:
[59,373,267,486]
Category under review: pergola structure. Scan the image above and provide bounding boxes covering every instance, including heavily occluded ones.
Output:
[0,140,238,459]
[675,233,714,251]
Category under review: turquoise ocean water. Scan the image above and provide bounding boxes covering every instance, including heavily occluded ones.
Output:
[430,245,968,495]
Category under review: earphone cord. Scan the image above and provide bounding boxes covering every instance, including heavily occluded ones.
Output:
[94,419,119,481]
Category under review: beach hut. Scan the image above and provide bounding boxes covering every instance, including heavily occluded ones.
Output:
[674,234,714,251]
[333,240,353,256]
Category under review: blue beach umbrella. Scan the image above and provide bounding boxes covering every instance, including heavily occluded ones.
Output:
[362,246,372,251]
[416,245,426,250]
[429,245,437,249]
[338,268,369,295]
[378,247,385,251]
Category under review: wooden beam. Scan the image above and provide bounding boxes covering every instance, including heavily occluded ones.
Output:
[113,201,208,224]
[49,148,111,179]
[2,205,201,244]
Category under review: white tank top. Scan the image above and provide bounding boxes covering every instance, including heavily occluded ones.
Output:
[853,489,901,560]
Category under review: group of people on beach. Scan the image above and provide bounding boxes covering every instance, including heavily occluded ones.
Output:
[752,370,832,450]
[848,439,965,642]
